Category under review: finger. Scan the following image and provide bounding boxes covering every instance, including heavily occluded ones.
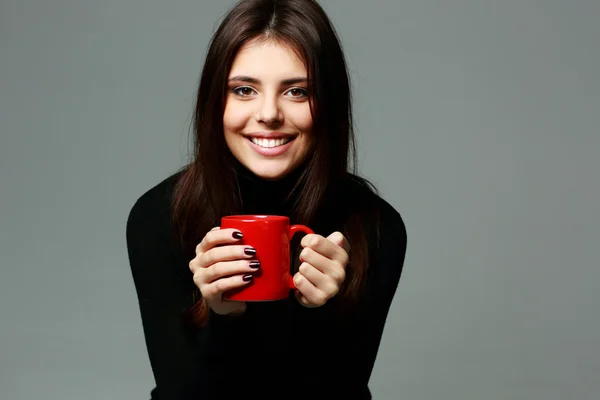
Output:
[299,246,346,283]
[301,234,349,265]
[293,271,328,307]
[201,274,254,299]
[205,259,260,283]
[195,228,245,255]
[327,231,351,254]
[298,262,339,296]
[201,245,257,268]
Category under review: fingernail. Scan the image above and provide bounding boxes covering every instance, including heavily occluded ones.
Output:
[249,261,260,269]
[244,248,256,256]
[232,231,243,239]
[242,274,253,282]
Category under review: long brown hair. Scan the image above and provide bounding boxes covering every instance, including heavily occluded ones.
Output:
[172,0,378,328]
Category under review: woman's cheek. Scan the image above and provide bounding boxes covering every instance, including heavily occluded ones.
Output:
[223,102,251,131]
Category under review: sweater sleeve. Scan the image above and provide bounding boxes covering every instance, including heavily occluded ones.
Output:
[289,200,407,397]
[125,189,251,399]
[355,204,407,383]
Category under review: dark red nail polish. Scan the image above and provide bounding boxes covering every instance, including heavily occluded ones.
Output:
[244,248,256,256]
[232,231,243,239]
[242,274,253,282]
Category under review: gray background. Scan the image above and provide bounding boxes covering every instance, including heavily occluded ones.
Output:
[1,0,598,399]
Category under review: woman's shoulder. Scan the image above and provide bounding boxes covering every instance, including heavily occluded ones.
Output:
[126,170,184,232]
[343,172,407,241]
[344,173,403,218]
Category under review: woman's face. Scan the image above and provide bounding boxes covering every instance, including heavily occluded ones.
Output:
[223,39,314,181]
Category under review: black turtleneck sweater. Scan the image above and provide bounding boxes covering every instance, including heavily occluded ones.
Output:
[126,167,407,400]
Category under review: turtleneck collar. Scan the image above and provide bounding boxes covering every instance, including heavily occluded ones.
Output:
[232,159,306,216]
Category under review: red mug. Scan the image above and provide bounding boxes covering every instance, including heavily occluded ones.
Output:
[220,215,313,301]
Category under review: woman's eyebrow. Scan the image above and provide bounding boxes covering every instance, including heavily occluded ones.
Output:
[228,75,307,85]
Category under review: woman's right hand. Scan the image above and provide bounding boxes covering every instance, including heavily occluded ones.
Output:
[189,227,259,316]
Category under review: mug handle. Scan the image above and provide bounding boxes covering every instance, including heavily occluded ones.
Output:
[287,224,314,289]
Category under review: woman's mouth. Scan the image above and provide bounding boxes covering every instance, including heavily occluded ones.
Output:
[248,137,294,148]
[244,135,296,157]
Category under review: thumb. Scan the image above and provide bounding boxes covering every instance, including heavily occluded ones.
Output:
[327,231,345,246]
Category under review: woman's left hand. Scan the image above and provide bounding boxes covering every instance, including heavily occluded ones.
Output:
[293,231,351,308]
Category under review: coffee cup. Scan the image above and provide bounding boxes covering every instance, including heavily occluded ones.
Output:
[220,215,313,301]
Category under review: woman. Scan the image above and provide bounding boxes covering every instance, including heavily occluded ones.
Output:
[126,0,407,399]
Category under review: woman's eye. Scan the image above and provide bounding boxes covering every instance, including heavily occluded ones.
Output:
[287,88,308,98]
[232,87,255,96]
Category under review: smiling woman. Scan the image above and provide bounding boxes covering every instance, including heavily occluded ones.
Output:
[125,1,407,399]
[224,40,314,180]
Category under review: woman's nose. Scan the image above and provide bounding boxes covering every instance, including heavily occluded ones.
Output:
[255,95,283,125]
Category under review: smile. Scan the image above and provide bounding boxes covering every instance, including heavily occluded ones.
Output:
[248,137,294,148]
[244,135,296,157]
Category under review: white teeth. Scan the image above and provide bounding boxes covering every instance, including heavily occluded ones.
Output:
[250,137,292,148]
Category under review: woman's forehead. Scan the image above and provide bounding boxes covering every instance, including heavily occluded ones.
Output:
[229,39,307,80]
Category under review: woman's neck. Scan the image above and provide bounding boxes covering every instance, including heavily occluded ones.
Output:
[233,160,306,216]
